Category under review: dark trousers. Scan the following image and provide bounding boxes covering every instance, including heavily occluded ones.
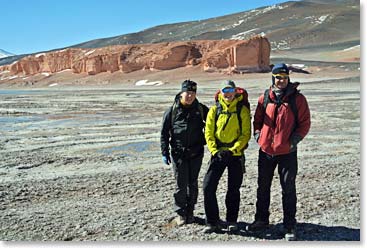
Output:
[255,149,298,228]
[172,154,203,217]
[203,155,243,224]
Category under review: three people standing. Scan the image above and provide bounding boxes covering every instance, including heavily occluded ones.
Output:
[160,63,310,240]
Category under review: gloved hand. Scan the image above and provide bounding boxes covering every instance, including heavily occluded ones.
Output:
[254,131,260,143]
[216,150,233,160]
[162,155,171,165]
[290,134,302,152]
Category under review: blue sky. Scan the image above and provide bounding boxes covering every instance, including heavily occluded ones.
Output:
[2,0,289,55]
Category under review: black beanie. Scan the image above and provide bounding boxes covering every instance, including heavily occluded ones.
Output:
[181,80,197,92]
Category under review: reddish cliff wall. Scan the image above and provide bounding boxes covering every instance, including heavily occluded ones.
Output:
[0,37,271,76]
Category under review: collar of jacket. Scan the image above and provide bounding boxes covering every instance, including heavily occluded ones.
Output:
[218,93,242,111]
[269,82,300,101]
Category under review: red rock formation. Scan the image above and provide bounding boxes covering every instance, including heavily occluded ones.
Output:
[0,36,271,76]
[231,37,271,73]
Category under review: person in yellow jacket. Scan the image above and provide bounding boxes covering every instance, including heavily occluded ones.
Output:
[203,80,251,233]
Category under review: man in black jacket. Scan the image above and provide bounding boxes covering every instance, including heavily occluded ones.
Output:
[160,80,209,226]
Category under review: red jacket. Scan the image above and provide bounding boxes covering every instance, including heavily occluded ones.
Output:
[253,83,311,155]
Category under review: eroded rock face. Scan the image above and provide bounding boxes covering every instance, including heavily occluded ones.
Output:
[0,37,271,76]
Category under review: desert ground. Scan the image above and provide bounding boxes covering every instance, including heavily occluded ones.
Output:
[0,60,360,241]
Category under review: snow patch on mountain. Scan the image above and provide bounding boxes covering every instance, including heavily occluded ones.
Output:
[231,28,258,40]
[0,49,14,59]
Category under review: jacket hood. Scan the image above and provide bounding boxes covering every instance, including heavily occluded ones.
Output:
[284,82,300,97]
[218,93,243,110]
[174,92,181,102]
[269,82,300,101]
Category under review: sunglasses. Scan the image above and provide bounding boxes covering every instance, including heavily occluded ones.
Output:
[273,74,289,80]
[221,87,236,93]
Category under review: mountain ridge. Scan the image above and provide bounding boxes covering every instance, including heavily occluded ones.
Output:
[69,0,358,50]
[0,0,359,66]
[0,49,14,59]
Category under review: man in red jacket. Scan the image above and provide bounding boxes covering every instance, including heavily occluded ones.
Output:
[246,63,311,241]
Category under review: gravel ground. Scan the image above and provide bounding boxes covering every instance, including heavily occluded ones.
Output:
[0,70,360,242]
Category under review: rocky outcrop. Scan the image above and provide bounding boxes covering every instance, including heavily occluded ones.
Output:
[0,36,270,77]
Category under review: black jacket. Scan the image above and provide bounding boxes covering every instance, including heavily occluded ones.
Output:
[160,94,209,159]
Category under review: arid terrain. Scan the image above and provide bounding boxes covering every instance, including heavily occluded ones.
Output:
[0,60,360,242]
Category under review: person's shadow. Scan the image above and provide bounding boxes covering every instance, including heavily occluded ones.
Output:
[194,217,360,241]
[237,221,360,241]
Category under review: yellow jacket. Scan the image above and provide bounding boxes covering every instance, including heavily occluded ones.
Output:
[205,94,251,156]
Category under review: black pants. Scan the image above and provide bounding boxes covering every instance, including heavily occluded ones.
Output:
[255,149,298,228]
[172,153,203,217]
[203,155,243,224]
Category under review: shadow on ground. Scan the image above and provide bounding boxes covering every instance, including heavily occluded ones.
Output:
[193,217,360,241]
[238,222,360,241]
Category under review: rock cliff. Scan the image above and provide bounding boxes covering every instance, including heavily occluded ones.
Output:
[0,37,270,77]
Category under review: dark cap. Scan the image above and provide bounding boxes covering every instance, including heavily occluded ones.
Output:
[181,80,197,92]
[272,63,289,75]
[221,80,236,89]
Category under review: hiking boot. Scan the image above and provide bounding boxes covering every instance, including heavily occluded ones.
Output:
[227,222,239,232]
[186,214,195,224]
[285,227,297,241]
[246,220,269,232]
[173,215,186,226]
[203,223,221,233]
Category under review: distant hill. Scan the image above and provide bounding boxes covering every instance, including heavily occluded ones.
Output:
[70,0,359,51]
[0,0,359,66]
[0,49,14,59]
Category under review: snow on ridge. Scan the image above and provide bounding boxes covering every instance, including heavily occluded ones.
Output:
[317,15,329,24]
[0,49,14,58]
[221,19,245,31]
[271,40,291,50]
[232,20,244,28]
[230,28,258,40]
[305,15,330,25]
[250,4,288,16]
